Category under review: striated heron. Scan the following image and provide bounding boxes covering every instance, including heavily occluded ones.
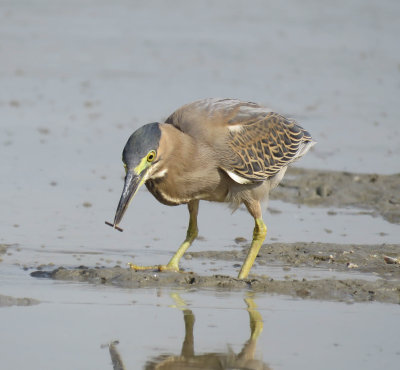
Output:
[107,98,315,279]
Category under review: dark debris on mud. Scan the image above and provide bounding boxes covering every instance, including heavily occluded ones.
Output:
[0,243,9,255]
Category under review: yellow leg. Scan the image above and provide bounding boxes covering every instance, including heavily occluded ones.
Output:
[164,200,199,271]
[129,200,199,272]
[238,218,267,279]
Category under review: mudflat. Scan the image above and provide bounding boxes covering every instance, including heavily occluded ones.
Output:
[31,167,400,304]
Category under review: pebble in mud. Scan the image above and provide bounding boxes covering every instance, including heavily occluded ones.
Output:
[316,184,332,198]
[9,100,20,107]
[383,256,400,264]
[234,237,247,244]
[268,207,282,214]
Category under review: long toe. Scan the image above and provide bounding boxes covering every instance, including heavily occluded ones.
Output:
[127,263,180,272]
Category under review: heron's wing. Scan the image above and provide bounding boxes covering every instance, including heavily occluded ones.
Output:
[222,111,314,183]
[165,98,314,183]
[165,98,260,137]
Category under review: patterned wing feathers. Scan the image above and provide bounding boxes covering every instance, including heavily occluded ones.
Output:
[225,113,313,182]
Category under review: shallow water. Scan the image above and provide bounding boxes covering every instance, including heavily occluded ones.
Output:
[1,0,400,369]
[1,265,399,370]
[4,197,399,273]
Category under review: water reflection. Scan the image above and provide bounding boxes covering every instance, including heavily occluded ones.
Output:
[107,294,270,370]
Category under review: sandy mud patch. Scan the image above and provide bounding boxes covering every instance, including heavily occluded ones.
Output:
[31,241,400,304]
[272,167,400,224]
[0,294,40,307]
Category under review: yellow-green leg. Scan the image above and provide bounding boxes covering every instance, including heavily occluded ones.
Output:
[238,201,267,279]
[163,199,199,271]
[238,218,267,279]
[129,200,199,272]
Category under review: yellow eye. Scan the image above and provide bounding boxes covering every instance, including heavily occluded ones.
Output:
[123,163,127,174]
[147,150,156,162]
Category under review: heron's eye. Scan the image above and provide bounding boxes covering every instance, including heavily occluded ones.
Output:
[147,150,156,162]
[123,163,128,174]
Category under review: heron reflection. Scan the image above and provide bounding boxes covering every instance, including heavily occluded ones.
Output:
[106,294,270,370]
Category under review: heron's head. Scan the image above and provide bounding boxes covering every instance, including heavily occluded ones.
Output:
[113,122,162,226]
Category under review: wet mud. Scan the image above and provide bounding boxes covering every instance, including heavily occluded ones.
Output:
[0,294,40,307]
[273,167,400,224]
[31,240,400,304]
[0,243,8,261]
[31,168,400,304]
[191,242,400,279]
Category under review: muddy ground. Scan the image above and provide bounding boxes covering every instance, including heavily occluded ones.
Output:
[31,168,400,304]
[0,244,6,259]
[272,167,400,224]
[0,294,40,307]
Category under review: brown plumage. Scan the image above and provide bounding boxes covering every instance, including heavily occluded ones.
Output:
[163,98,314,205]
[110,98,315,278]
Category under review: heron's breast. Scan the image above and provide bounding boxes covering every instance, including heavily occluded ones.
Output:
[145,178,184,206]
[145,169,230,205]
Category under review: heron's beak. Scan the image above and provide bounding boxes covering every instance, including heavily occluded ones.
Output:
[113,170,146,226]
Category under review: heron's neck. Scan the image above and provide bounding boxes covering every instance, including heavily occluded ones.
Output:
[159,124,217,183]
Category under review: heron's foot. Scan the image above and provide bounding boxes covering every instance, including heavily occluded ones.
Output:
[128,262,180,272]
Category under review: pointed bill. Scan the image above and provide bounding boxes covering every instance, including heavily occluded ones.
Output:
[113,171,146,227]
